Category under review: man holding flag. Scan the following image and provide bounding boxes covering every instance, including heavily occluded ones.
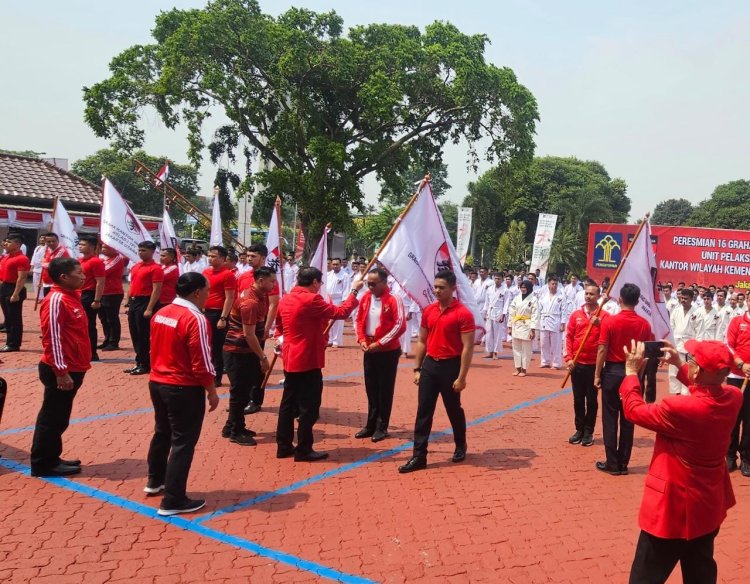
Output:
[41,233,70,297]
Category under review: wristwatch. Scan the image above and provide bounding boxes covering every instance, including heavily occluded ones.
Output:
[219,316,228,322]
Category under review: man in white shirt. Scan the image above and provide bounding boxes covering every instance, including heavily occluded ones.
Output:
[30,235,46,292]
[737,293,748,315]
[235,250,252,275]
[326,258,351,347]
[661,283,679,315]
[669,288,700,395]
[695,291,719,340]
[282,252,299,294]
[472,267,493,313]
[482,273,508,359]
[341,258,353,277]
[715,289,733,341]
[538,275,565,369]
[182,249,204,273]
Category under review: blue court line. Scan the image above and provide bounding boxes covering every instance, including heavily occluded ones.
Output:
[195,387,572,524]
[0,365,410,437]
[0,457,375,584]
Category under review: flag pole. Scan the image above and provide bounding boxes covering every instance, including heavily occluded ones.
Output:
[275,196,284,293]
[559,214,650,389]
[34,196,59,311]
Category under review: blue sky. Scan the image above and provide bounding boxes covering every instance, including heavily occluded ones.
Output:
[2,1,750,220]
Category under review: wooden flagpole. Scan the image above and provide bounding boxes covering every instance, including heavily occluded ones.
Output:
[34,196,59,311]
[275,196,285,294]
[559,214,651,389]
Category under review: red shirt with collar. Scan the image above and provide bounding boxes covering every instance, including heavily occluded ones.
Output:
[421,300,476,360]
[0,250,31,283]
[237,268,280,297]
[203,266,237,310]
[275,286,358,372]
[565,306,608,365]
[149,298,215,387]
[40,286,92,374]
[79,255,105,292]
[159,264,179,305]
[41,246,70,285]
[102,254,128,295]
[224,286,269,353]
[129,260,164,297]
[726,312,750,375]
[355,289,406,352]
[599,308,654,362]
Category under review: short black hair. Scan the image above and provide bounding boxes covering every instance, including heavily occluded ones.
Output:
[547,275,559,283]
[78,234,98,246]
[247,243,268,257]
[703,291,714,300]
[585,282,601,295]
[681,288,695,300]
[662,283,672,291]
[209,245,227,258]
[4,233,23,243]
[298,266,323,286]
[332,257,342,263]
[44,232,59,240]
[620,283,641,306]
[226,251,238,263]
[49,257,80,283]
[435,269,457,287]
[176,272,208,297]
[253,266,274,280]
[161,247,177,260]
[138,241,157,251]
[368,268,388,282]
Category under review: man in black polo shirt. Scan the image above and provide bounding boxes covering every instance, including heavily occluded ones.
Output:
[399,270,476,473]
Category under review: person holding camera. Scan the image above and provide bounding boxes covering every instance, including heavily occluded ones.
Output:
[620,339,742,584]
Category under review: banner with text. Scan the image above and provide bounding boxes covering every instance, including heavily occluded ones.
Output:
[101,179,153,263]
[588,223,750,290]
[529,213,558,281]
[455,207,473,266]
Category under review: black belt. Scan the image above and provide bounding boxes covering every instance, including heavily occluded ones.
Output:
[426,355,461,363]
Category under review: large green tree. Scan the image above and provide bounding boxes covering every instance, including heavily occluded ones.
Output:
[651,197,694,226]
[688,180,750,230]
[494,219,528,271]
[82,0,538,254]
[380,162,452,206]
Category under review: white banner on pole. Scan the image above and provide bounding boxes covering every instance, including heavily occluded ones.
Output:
[51,199,78,252]
[529,213,558,281]
[265,204,283,297]
[210,194,222,246]
[455,207,473,266]
[100,179,152,263]
[310,225,330,300]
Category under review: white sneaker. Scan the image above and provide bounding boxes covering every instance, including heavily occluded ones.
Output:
[143,483,165,495]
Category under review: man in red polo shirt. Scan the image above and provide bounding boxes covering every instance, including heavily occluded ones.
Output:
[399,269,476,473]
[40,232,70,297]
[725,309,750,476]
[77,235,105,361]
[30,257,91,477]
[97,244,128,351]
[202,245,237,385]
[123,241,163,375]
[274,266,363,461]
[159,247,180,306]
[354,267,406,442]
[565,282,607,447]
[620,339,742,584]
[594,282,654,475]
[0,233,31,352]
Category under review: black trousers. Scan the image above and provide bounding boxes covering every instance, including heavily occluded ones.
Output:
[30,363,86,472]
[276,369,323,454]
[224,351,262,435]
[601,361,634,469]
[727,377,750,463]
[99,293,124,346]
[413,356,466,458]
[639,357,658,404]
[363,348,401,432]
[629,529,719,584]
[571,363,598,435]
[248,324,267,406]
[80,290,98,359]
[0,282,26,348]
[146,382,206,508]
[127,296,157,369]
[204,309,227,384]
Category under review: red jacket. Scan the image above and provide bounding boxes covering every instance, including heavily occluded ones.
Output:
[565,307,607,365]
[40,286,92,374]
[726,312,750,376]
[41,246,70,286]
[355,290,406,352]
[619,365,742,540]
[276,286,358,372]
[150,298,216,387]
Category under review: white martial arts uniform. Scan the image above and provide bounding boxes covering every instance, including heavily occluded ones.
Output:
[538,288,565,368]
[326,268,351,346]
[695,305,719,340]
[669,305,700,395]
[483,283,509,355]
[509,293,539,370]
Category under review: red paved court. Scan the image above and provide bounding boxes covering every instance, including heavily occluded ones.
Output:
[1,307,749,583]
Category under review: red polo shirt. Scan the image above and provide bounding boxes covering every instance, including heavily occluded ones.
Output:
[203,266,237,310]
[41,246,70,285]
[79,255,105,292]
[129,260,164,297]
[159,264,180,305]
[0,251,31,283]
[102,254,128,295]
[726,312,750,376]
[599,308,654,363]
[565,307,608,365]
[421,300,476,360]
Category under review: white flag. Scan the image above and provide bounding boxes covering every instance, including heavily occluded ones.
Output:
[265,203,283,296]
[529,213,557,282]
[100,179,152,263]
[159,208,182,267]
[455,207,473,266]
[210,194,222,246]
[377,183,484,333]
[310,225,330,300]
[155,161,170,186]
[51,198,78,252]
[608,219,672,340]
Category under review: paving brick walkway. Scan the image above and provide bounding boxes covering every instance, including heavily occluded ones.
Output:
[1,308,749,582]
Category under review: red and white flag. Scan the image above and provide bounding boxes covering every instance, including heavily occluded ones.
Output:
[101,178,153,263]
[608,218,672,340]
[265,201,284,296]
[209,194,223,246]
[310,224,330,300]
[294,226,305,262]
[159,208,182,267]
[376,182,484,334]
[51,198,78,253]
[155,161,170,186]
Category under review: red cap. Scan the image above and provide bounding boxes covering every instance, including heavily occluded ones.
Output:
[684,339,732,373]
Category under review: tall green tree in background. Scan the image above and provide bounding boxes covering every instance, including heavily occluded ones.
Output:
[688,180,750,230]
[651,197,694,226]
[82,0,538,255]
[380,162,452,206]
[494,220,528,270]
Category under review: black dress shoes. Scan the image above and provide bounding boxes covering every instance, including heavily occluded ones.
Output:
[129,366,150,375]
[452,445,467,463]
[355,428,375,439]
[568,430,583,444]
[244,403,261,415]
[101,344,120,352]
[123,366,138,373]
[60,458,81,467]
[371,430,389,442]
[727,456,738,472]
[741,461,750,477]
[0,346,20,353]
[581,434,594,447]
[276,448,295,459]
[294,450,329,462]
[595,461,621,476]
[97,341,109,349]
[31,463,82,477]
[398,456,427,473]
